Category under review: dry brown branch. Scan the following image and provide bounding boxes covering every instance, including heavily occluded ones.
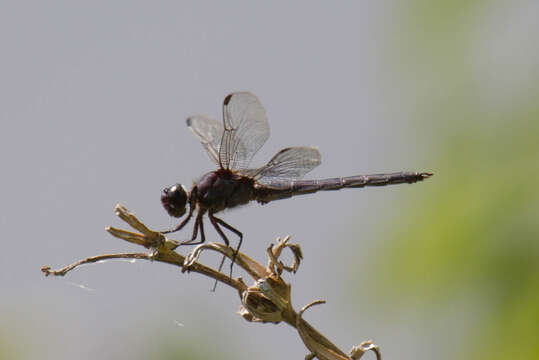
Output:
[42,204,381,360]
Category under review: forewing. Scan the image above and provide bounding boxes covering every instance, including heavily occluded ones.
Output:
[186,115,224,166]
[220,92,270,170]
[242,147,321,185]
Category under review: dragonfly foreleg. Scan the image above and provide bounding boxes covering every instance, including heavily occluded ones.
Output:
[161,206,194,234]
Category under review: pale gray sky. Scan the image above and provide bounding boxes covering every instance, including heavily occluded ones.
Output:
[3,1,534,359]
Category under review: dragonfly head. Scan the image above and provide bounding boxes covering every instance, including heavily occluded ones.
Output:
[161,183,188,218]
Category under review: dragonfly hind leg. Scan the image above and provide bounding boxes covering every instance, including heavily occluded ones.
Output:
[208,211,243,278]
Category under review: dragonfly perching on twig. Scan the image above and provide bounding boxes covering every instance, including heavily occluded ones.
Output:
[161,92,432,272]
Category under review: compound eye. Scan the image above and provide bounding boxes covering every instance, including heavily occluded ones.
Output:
[161,184,187,218]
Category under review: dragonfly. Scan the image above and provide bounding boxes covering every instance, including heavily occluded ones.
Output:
[161,92,432,266]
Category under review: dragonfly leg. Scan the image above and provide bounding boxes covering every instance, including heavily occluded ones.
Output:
[180,211,206,246]
[208,213,230,246]
[209,212,243,278]
[161,207,194,234]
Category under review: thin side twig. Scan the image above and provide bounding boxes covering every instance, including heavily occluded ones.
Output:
[41,253,151,277]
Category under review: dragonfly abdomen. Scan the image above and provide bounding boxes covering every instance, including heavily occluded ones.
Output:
[330,171,432,188]
[256,172,432,203]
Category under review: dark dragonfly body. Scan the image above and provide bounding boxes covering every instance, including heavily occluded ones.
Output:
[161,92,432,274]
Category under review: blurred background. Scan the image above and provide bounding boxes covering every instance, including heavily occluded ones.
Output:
[1,1,538,359]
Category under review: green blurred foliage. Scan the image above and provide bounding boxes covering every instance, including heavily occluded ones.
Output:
[143,328,231,360]
[361,1,539,359]
[0,339,22,360]
[0,325,26,360]
[149,337,217,360]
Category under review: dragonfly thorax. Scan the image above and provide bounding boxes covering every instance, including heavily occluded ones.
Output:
[195,169,255,212]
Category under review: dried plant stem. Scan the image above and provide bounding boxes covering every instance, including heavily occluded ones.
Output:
[41,204,380,360]
[41,253,150,277]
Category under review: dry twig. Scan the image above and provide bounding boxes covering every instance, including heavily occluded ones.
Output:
[42,204,381,360]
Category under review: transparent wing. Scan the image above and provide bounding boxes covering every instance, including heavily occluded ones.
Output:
[186,115,224,166]
[220,92,270,170]
[240,147,321,185]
